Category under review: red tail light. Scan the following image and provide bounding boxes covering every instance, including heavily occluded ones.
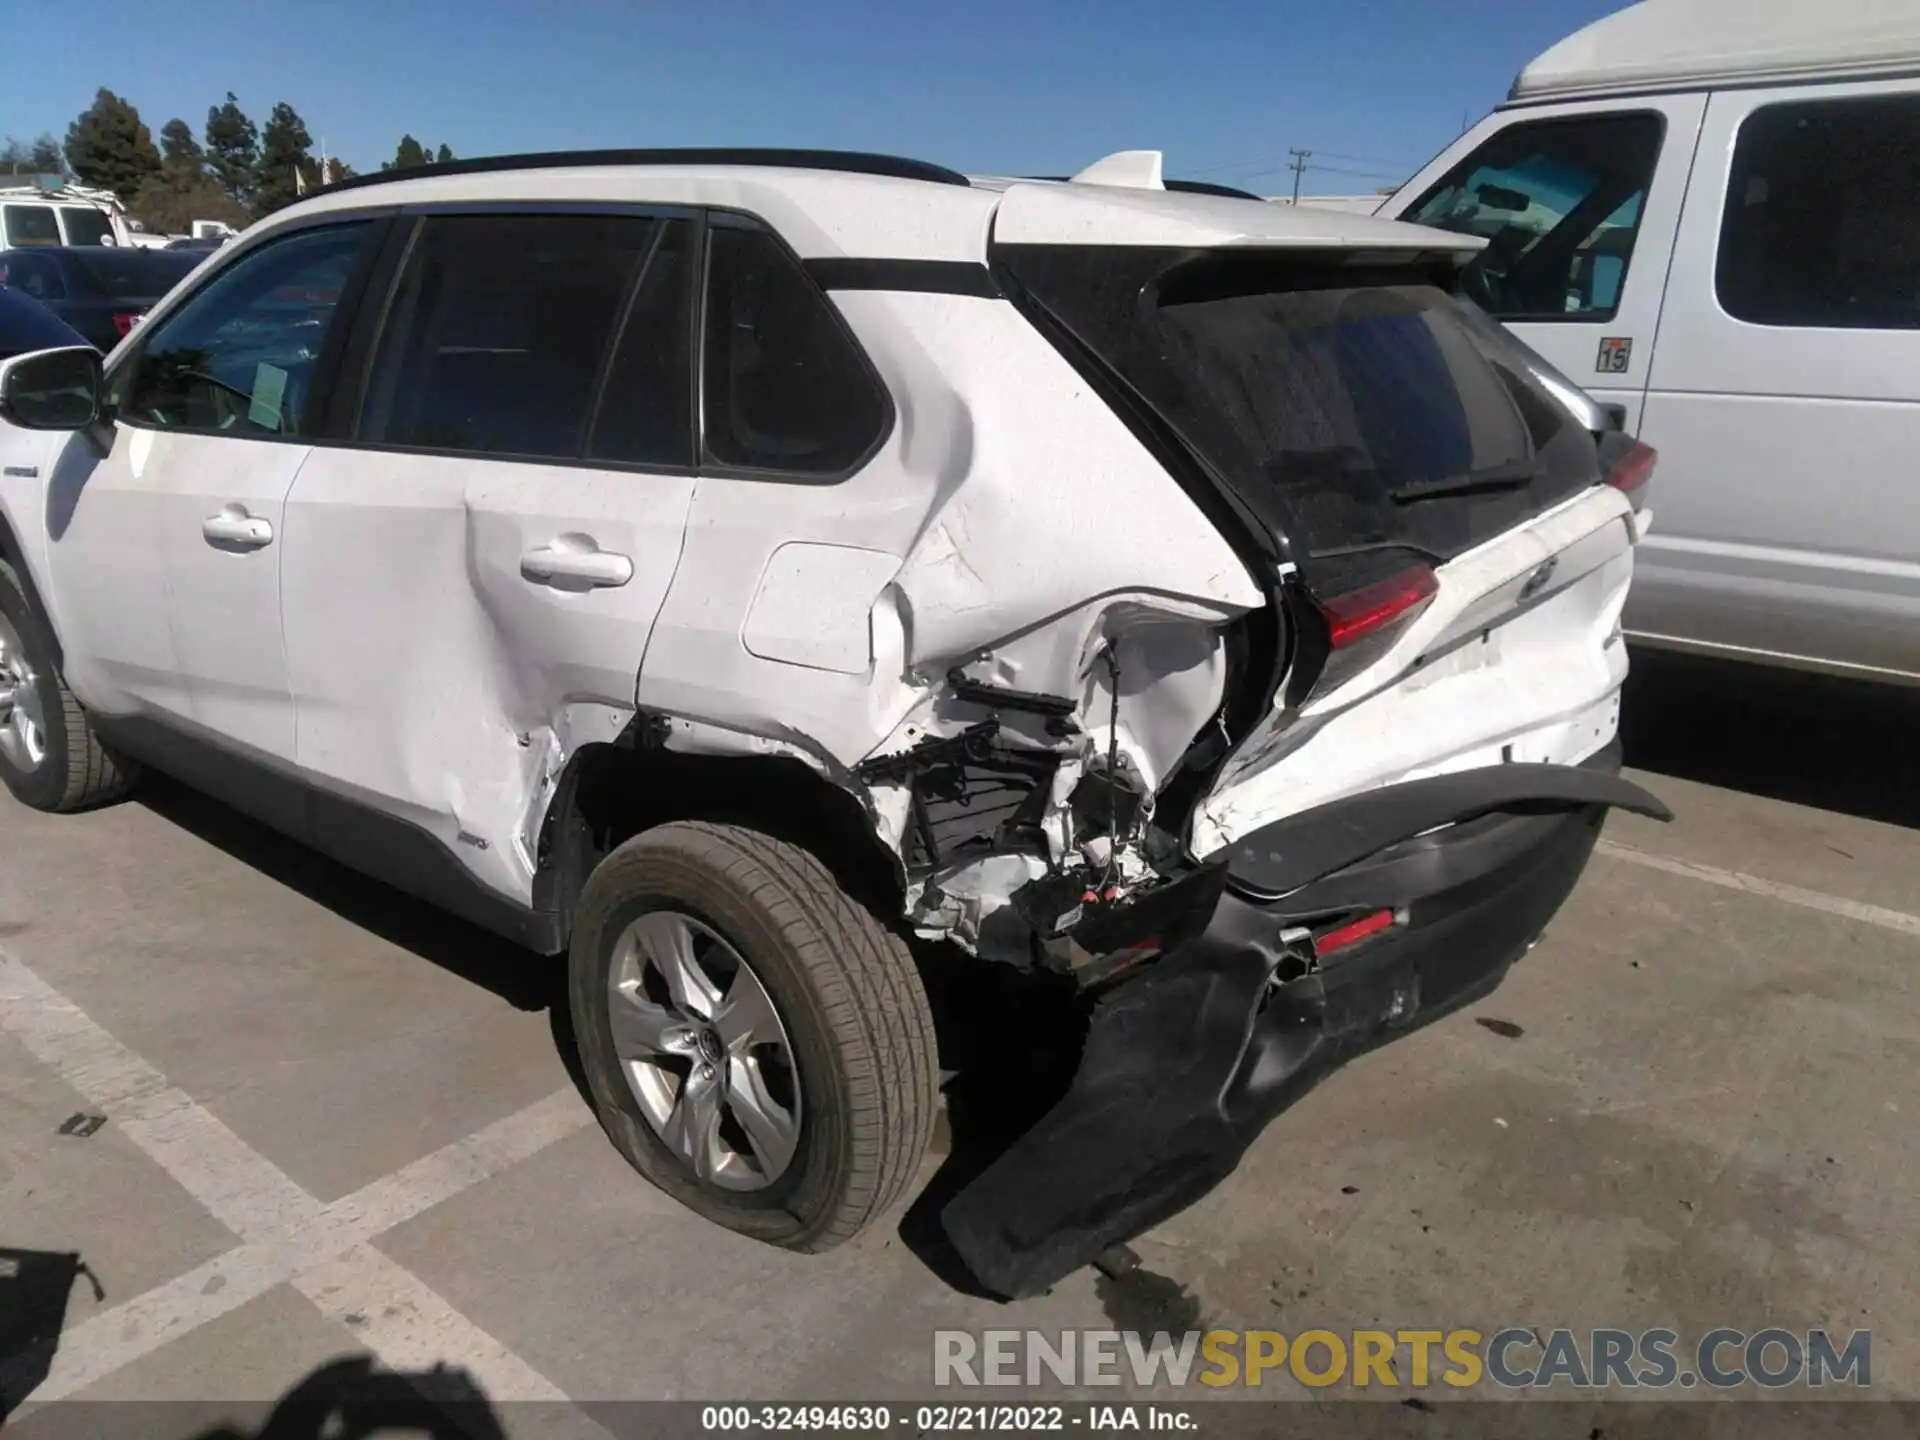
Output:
[1314,565,1439,649]
[111,311,144,338]
[1313,908,1397,957]
[1602,438,1657,510]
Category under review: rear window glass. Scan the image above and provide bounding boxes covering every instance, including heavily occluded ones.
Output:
[61,208,115,246]
[3,205,60,246]
[996,246,1599,572]
[70,250,200,298]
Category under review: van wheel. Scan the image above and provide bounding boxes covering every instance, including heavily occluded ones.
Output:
[569,821,938,1251]
[0,559,135,812]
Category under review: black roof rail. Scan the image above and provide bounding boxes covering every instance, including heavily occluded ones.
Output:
[316,147,970,199]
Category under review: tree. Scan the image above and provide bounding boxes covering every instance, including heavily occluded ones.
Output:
[30,134,64,172]
[382,134,429,171]
[204,92,258,207]
[159,118,203,174]
[130,169,249,236]
[0,137,29,176]
[252,101,315,216]
[435,143,454,164]
[63,89,161,201]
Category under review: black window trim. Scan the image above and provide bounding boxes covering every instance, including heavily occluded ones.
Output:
[1401,108,1668,326]
[102,199,901,485]
[104,212,398,446]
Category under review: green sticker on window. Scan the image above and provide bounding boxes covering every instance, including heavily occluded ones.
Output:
[248,362,289,431]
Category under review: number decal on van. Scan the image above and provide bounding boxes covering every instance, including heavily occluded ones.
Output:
[1596,336,1632,374]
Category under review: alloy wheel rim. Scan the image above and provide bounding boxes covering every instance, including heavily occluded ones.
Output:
[0,612,47,773]
[607,910,802,1191]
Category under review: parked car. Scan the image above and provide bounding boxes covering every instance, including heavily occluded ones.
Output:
[0,147,1668,1299]
[0,186,134,248]
[0,284,90,362]
[0,246,203,352]
[1379,0,1920,686]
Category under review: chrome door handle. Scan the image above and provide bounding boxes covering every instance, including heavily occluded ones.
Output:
[520,534,633,590]
[202,505,273,549]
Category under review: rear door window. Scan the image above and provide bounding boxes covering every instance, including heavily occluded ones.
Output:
[1400,113,1665,321]
[700,220,889,475]
[1717,92,1920,329]
[359,212,684,465]
[1,250,67,300]
[3,204,61,247]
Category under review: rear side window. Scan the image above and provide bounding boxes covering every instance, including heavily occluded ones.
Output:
[71,250,200,299]
[1,251,66,300]
[4,205,61,247]
[361,213,690,465]
[1718,93,1920,329]
[701,222,888,474]
[1401,113,1664,321]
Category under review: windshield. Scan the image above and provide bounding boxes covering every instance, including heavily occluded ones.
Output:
[71,249,201,300]
[61,208,116,246]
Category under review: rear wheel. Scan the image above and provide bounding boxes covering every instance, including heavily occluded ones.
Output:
[569,821,937,1251]
[0,559,135,812]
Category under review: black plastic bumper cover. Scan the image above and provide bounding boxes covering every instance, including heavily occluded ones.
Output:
[939,749,1670,1299]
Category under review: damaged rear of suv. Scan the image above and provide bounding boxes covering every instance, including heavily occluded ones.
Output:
[0,147,1669,1301]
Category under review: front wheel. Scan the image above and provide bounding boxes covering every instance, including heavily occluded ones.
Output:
[0,559,135,812]
[568,821,938,1251]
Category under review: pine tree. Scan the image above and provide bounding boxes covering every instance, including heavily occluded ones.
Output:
[204,92,259,207]
[63,89,162,201]
[159,118,203,174]
[29,134,64,173]
[435,143,454,164]
[383,134,429,171]
[252,101,316,216]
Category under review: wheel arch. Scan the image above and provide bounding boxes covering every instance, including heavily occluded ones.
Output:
[531,730,905,952]
[0,505,61,670]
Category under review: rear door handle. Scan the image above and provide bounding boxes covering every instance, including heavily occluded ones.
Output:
[202,504,274,549]
[520,534,633,590]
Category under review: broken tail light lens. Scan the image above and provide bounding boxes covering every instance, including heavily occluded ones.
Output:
[1304,563,1439,698]
[1599,436,1656,511]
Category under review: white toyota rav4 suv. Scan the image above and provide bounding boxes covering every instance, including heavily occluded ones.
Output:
[0,147,1668,1298]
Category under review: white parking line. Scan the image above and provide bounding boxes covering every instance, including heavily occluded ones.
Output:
[1596,840,1920,939]
[0,947,600,1418]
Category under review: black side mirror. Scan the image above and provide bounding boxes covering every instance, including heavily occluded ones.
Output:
[0,347,103,431]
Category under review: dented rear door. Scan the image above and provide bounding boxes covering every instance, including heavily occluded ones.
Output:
[280,210,699,905]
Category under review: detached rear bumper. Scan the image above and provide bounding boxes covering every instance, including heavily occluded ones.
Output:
[940,744,1670,1299]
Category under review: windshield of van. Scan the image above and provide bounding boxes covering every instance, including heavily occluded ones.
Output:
[61,208,115,246]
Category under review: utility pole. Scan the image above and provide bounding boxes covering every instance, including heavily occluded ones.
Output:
[1288,148,1312,203]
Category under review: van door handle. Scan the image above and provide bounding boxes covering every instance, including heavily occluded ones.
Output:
[520,535,633,590]
[202,504,274,549]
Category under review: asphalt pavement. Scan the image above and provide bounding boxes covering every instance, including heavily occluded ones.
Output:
[1,648,1915,1434]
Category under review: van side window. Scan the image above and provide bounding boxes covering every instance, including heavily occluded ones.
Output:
[700,221,889,475]
[1717,94,1920,330]
[1400,113,1664,322]
[62,208,115,247]
[361,213,684,465]
[3,204,61,247]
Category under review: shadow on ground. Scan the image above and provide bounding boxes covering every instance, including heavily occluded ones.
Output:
[1621,646,1920,829]
[133,774,593,1114]
[0,1247,104,1421]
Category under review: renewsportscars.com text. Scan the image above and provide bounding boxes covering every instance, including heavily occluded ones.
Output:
[933,1327,1871,1391]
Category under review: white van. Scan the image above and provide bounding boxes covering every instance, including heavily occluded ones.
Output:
[1380,0,1920,685]
[0,186,139,249]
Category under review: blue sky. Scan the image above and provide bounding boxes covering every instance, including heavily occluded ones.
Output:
[6,0,1628,194]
